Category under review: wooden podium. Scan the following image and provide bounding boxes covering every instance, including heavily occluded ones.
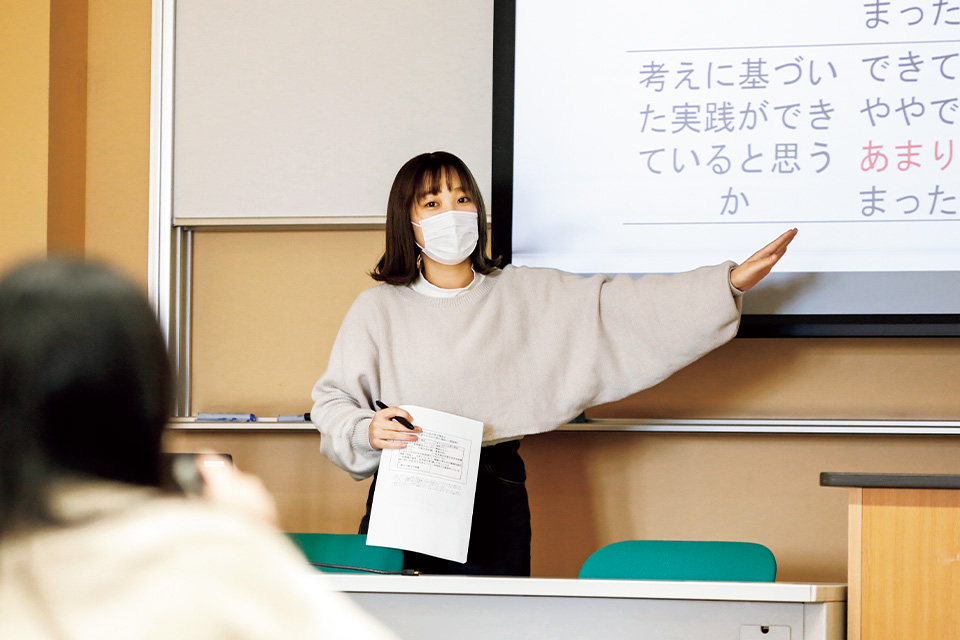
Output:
[821,472,960,640]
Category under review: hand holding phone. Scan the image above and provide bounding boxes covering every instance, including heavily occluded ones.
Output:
[161,453,232,496]
[194,453,279,527]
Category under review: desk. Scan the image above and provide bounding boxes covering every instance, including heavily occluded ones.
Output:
[821,472,960,640]
[322,575,845,640]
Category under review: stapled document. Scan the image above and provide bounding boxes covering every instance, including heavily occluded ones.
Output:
[365,405,483,563]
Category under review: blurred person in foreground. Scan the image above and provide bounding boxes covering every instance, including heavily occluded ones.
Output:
[0,258,396,640]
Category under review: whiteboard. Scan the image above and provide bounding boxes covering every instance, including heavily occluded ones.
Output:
[171,0,493,225]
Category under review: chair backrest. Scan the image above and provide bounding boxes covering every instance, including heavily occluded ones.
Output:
[286,533,404,574]
[578,540,776,582]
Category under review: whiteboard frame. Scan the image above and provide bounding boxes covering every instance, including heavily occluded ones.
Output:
[151,0,199,416]
[148,0,172,332]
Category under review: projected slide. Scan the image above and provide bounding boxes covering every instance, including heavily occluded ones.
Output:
[508,0,959,315]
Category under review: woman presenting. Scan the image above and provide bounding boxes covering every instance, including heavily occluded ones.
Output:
[311,151,796,576]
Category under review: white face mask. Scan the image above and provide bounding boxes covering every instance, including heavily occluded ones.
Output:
[412,210,479,265]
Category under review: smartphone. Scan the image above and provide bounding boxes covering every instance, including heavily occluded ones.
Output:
[160,452,233,495]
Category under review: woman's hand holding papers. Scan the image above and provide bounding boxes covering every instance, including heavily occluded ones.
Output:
[369,405,421,450]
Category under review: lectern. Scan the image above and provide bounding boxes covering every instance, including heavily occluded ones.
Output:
[821,472,960,640]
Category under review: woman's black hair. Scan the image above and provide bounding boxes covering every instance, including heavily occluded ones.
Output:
[371,151,500,285]
[0,259,172,537]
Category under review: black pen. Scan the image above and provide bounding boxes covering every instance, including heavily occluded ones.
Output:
[375,400,416,430]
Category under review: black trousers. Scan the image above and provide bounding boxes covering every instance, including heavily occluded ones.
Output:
[359,439,531,576]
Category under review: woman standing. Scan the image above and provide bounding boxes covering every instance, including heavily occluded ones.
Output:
[312,151,796,576]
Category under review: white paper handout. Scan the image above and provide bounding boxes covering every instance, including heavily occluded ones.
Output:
[365,405,483,563]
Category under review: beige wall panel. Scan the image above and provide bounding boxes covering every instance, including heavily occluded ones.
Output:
[165,428,960,581]
[83,0,152,287]
[190,230,385,415]
[0,0,51,274]
[590,337,960,420]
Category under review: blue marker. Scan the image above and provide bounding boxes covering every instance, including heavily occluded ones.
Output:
[197,412,257,422]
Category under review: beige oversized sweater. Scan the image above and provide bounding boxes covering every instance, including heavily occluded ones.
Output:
[312,263,742,480]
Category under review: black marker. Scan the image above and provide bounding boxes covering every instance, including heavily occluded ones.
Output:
[277,413,311,423]
[375,400,416,430]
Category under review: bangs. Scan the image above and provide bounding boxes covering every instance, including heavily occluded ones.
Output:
[413,165,469,201]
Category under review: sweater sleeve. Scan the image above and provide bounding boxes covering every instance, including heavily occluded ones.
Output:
[579,261,742,408]
[310,291,383,480]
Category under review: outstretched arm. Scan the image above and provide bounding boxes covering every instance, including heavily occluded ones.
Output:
[730,228,798,292]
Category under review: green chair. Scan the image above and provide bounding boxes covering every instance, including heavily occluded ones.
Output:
[286,533,405,574]
[578,540,776,582]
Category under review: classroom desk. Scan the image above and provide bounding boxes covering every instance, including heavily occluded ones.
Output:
[821,472,960,640]
[322,574,845,640]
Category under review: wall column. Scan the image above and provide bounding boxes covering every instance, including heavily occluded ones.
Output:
[0,1,53,273]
